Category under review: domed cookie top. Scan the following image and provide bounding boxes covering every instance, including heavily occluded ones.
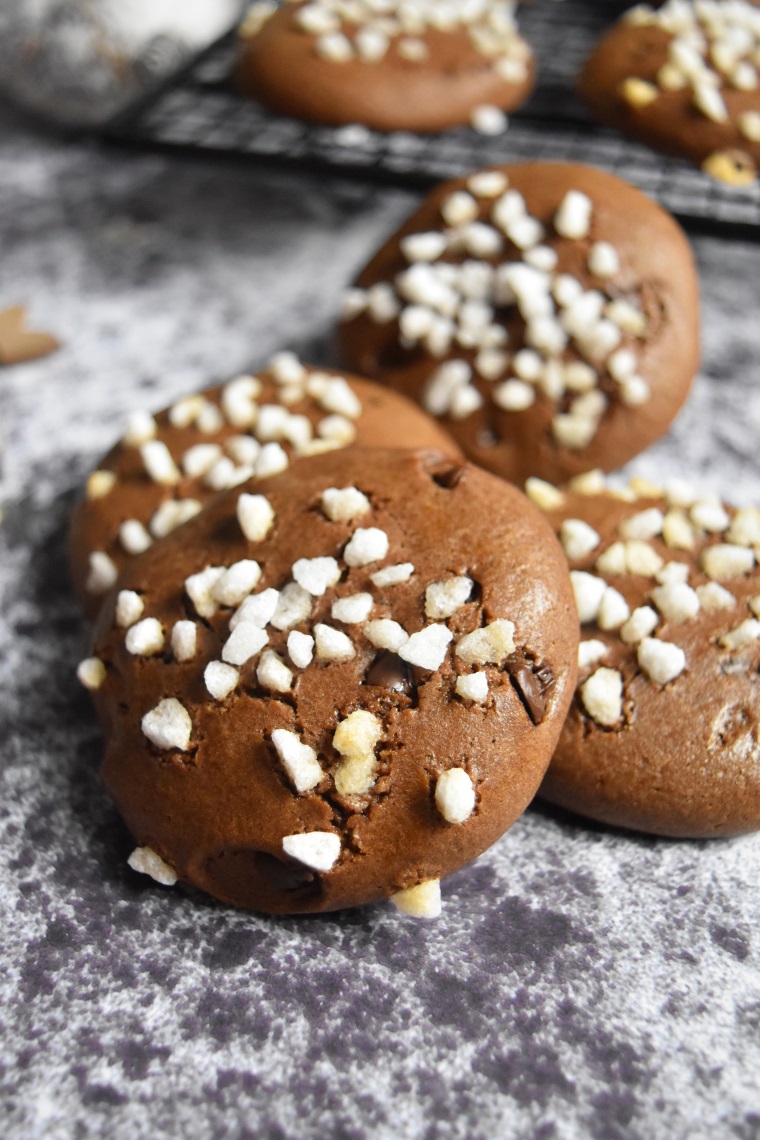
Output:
[339,162,700,487]
[578,0,760,185]
[69,358,458,618]
[527,471,760,838]
[79,449,578,916]
[237,0,534,132]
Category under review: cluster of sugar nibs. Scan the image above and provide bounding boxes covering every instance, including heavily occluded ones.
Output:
[83,481,528,893]
[82,355,364,596]
[526,472,760,730]
[242,0,530,83]
[621,2,760,165]
[343,170,651,450]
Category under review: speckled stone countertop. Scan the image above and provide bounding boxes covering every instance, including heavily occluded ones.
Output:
[2,103,760,1140]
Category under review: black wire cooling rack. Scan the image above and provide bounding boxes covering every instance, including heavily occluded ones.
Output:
[105,0,760,232]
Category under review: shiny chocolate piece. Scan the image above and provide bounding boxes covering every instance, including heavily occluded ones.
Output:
[365,651,413,695]
[507,656,555,725]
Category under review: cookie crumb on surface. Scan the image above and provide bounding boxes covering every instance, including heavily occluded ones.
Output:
[391,879,442,919]
[127,847,178,887]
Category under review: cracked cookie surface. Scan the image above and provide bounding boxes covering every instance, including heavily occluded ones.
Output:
[81,448,578,915]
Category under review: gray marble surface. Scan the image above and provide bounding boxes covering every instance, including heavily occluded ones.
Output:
[1,104,760,1139]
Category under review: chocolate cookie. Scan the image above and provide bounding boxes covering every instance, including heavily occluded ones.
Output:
[77,449,578,916]
[579,1,760,185]
[526,472,760,837]
[237,0,534,133]
[69,358,458,619]
[339,162,700,487]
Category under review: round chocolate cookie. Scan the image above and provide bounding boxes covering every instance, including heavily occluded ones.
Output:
[339,162,700,487]
[69,357,458,619]
[236,0,534,133]
[578,1,760,185]
[526,471,760,837]
[78,449,578,916]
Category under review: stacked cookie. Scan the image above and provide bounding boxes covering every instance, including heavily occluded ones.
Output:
[74,161,758,919]
[336,162,758,839]
[73,358,579,917]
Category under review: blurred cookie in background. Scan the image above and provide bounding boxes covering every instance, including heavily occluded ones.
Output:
[69,357,459,618]
[339,162,700,487]
[579,0,760,185]
[237,0,534,133]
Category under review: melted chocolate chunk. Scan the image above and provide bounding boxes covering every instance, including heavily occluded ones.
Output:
[506,655,555,725]
[428,460,467,489]
[365,651,413,694]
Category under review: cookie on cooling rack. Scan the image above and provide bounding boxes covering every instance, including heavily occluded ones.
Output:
[236,0,534,133]
[339,161,700,487]
[527,471,760,838]
[69,357,458,619]
[579,0,760,185]
[77,448,578,916]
